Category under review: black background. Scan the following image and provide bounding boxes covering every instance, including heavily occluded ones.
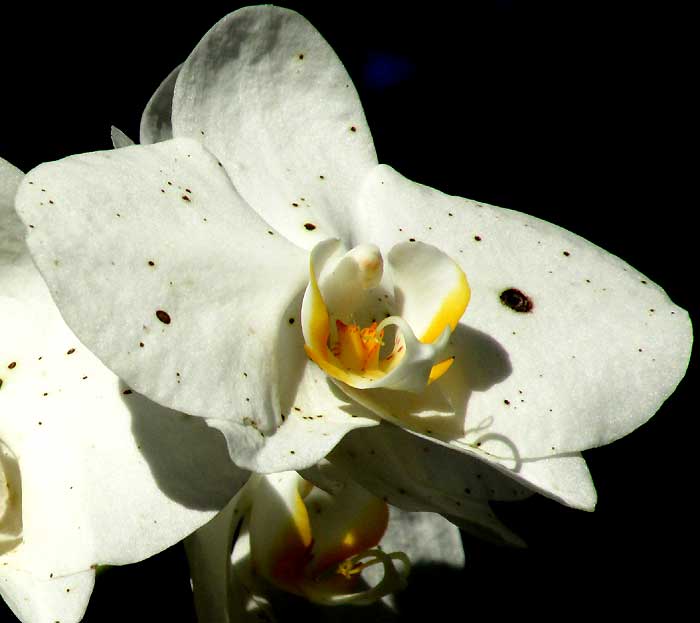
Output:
[1,2,694,621]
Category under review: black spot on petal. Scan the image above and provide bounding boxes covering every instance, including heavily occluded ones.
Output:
[304,223,316,231]
[500,288,533,313]
[156,310,171,324]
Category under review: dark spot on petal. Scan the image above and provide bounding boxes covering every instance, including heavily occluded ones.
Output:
[122,389,133,395]
[182,195,190,202]
[66,348,75,355]
[8,362,16,369]
[500,288,533,313]
[563,251,570,257]
[288,318,295,324]
[156,310,171,324]
[319,175,325,180]
[148,260,155,266]
[292,202,299,207]
[409,238,416,242]
[268,230,274,235]
[474,235,482,241]
[139,342,144,348]
[641,280,648,284]
[298,53,304,60]
[350,126,357,132]
[304,223,316,231]
[504,399,510,405]
[185,188,192,193]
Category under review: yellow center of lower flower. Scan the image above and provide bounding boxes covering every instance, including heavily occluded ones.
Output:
[247,472,409,606]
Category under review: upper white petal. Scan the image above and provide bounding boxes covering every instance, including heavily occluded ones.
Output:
[172,6,378,248]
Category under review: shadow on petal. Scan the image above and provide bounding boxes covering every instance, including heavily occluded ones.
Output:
[125,382,247,511]
[327,323,513,446]
[276,289,310,420]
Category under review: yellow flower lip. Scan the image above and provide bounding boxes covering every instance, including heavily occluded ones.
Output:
[301,239,470,393]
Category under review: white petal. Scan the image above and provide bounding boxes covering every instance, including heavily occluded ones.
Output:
[381,508,464,569]
[2,162,247,580]
[0,568,94,623]
[172,6,378,248]
[16,139,379,473]
[110,126,134,149]
[326,421,596,539]
[352,164,692,458]
[140,64,181,145]
[15,138,312,469]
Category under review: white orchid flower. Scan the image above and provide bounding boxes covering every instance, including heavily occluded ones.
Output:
[185,466,463,622]
[13,5,691,540]
[0,157,248,622]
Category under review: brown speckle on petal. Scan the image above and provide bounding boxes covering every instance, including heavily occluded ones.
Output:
[304,223,316,231]
[156,310,171,324]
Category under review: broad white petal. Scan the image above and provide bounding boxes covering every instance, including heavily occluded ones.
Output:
[3,157,247,579]
[17,139,378,472]
[15,139,306,469]
[0,568,94,623]
[140,64,181,145]
[352,165,692,458]
[172,6,378,248]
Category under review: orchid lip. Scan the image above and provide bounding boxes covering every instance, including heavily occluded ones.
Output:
[301,239,469,393]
